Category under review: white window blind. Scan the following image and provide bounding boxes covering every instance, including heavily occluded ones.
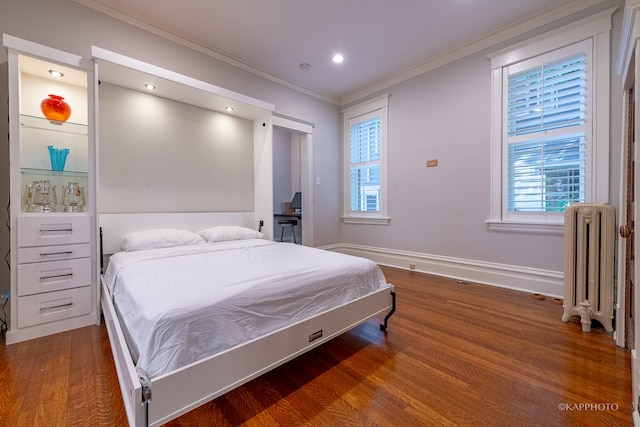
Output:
[349,115,381,212]
[342,94,389,224]
[489,12,611,232]
[507,55,586,135]
[505,48,589,215]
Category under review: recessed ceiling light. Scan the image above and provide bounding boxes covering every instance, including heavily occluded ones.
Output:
[145,83,156,90]
[332,54,344,64]
[225,106,234,112]
[49,69,64,78]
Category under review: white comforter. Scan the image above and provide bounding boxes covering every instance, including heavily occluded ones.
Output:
[103,239,389,379]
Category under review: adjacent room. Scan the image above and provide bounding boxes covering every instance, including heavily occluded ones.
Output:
[0,0,635,426]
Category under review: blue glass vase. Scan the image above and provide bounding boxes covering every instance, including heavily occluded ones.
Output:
[48,145,70,171]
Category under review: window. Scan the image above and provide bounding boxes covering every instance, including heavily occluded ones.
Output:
[506,48,588,214]
[342,95,389,224]
[488,12,611,232]
[350,115,380,212]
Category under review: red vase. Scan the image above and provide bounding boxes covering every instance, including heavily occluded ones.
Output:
[40,94,71,123]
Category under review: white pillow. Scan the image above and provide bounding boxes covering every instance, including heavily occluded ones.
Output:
[121,228,205,252]
[197,226,263,243]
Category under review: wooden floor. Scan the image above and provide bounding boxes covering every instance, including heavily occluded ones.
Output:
[0,266,632,426]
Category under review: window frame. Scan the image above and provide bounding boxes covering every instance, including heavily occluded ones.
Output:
[505,41,590,220]
[342,94,390,225]
[487,11,611,234]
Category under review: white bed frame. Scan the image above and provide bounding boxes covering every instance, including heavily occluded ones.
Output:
[99,213,396,426]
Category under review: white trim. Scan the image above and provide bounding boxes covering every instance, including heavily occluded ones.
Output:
[488,7,616,67]
[254,114,275,240]
[341,1,608,105]
[273,114,315,133]
[485,221,563,235]
[488,9,612,229]
[617,0,640,77]
[91,46,275,116]
[342,94,390,224]
[489,67,503,226]
[271,115,315,246]
[341,216,391,226]
[3,33,93,70]
[330,243,564,297]
[74,0,339,104]
[72,1,607,106]
[4,311,99,345]
[615,88,633,348]
[593,24,611,204]
[341,93,390,116]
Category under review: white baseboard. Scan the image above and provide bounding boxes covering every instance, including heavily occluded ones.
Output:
[322,243,563,297]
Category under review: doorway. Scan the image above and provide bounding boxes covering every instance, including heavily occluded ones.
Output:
[272,115,313,246]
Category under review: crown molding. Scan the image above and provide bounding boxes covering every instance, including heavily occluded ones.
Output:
[617,0,640,78]
[74,0,607,107]
[340,0,608,105]
[72,0,340,104]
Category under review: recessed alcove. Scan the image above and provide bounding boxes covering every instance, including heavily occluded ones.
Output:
[92,47,278,238]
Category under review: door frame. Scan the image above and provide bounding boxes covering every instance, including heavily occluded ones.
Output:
[618,3,640,419]
[272,114,314,246]
[618,71,635,349]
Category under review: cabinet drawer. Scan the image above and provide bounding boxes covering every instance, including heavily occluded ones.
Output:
[17,286,92,328]
[18,243,91,264]
[17,258,92,296]
[17,215,91,247]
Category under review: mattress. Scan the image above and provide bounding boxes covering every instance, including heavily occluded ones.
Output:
[102,239,389,379]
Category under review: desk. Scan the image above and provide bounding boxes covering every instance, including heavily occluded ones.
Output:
[274,213,301,220]
[274,213,301,243]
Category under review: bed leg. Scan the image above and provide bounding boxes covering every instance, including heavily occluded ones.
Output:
[380,290,396,331]
[141,378,152,427]
[142,400,149,427]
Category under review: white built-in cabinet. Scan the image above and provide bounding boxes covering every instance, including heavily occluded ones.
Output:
[2,34,99,344]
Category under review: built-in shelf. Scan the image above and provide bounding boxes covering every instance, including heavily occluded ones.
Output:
[21,167,88,178]
[19,114,88,135]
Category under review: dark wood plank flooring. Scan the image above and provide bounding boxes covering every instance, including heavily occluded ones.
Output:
[0,266,632,426]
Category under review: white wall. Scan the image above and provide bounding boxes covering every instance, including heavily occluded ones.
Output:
[98,83,254,213]
[0,64,9,300]
[272,127,293,213]
[272,128,302,211]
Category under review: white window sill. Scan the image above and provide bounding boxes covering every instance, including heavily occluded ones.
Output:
[486,220,563,235]
[342,216,390,225]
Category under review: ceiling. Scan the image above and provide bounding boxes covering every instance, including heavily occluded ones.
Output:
[76,0,604,104]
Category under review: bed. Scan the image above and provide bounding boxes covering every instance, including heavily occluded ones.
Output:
[100,216,396,426]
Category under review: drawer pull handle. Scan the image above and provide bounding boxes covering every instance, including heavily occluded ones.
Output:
[39,224,73,233]
[40,302,73,311]
[40,251,74,257]
[40,228,73,233]
[40,273,73,280]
